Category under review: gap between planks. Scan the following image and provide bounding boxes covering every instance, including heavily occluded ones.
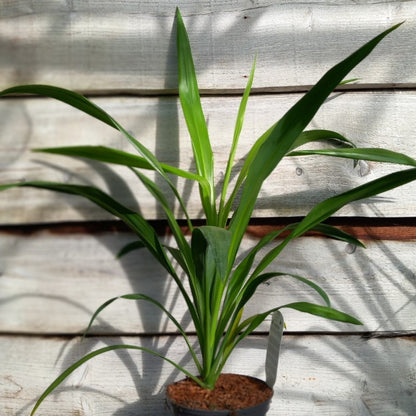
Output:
[1,217,416,241]
[1,83,416,99]
[0,331,415,339]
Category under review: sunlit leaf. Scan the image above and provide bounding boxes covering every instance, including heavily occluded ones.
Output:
[228,23,403,263]
[176,8,216,223]
[30,344,205,415]
[289,147,416,167]
[35,145,206,183]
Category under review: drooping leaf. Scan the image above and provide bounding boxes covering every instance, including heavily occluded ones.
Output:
[131,168,193,272]
[116,240,145,259]
[251,168,416,278]
[83,293,202,374]
[289,168,416,241]
[289,147,416,167]
[30,344,205,416]
[288,129,356,153]
[311,223,365,248]
[237,272,331,316]
[0,85,195,229]
[279,302,362,325]
[0,85,116,128]
[0,181,172,270]
[34,145,206,183]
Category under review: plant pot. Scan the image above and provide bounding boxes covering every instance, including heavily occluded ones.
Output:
[165,373,273,416]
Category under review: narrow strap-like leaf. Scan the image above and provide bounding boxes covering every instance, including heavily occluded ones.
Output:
[279,302,362,325]
[116,240,145,259]
[35,145,206,183]
[131,167,193,273]
[218,57,257,226]
[176,8,216,223]
[0,181,173,273]
[0,85,116,128]
[312,223,365,248]
[0,85,194,228]
[83,293,202,374]
[289,147,416,167]
[235,272,331,317]
[228,23,403,264]
[30,344,205,416]
[288,129,356,153]
[251,168,416,278]
[290,168,416,240]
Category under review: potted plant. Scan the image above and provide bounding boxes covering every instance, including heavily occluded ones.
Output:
[1,8,415,416]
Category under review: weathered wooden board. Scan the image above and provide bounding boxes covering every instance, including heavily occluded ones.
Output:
[1,229,415,334]
[1,91,416,223]
[1,334,415,415]
[1,1,415,91]
[1,2,415,416]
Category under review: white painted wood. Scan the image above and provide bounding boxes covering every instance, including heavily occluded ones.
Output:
[0,334,415,415]
[1,3,414,414]
[0,1,415,91]
[1,231,415,334]
[1,91,416,223]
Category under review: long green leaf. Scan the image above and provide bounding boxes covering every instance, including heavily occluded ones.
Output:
[250,168,416,280]
[236,272,331,316]
[116,240,145,259]
[228,23,403,265]
[289,147,416,167]
[192,226,232,283]
[222,128,355,224]
[218,57,257,226]
[279,302,362,325]
[220,300,361,374]
[34,145,206,183]
[289,168,416,240]
[312,223,365,248]
[0,85,195,229]
[83,293,202,374]
[0,181,172,270]
[30,344,205,416]
[2,180,204,332]
[288,129,356,153]
[237,302,361,340]
[176,8,216,223]
[222,123,276,221]
[191,226,233,377]
[131,168,193,272]
[0,85,116,128]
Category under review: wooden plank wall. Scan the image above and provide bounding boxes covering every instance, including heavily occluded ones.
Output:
[1,1,415,414]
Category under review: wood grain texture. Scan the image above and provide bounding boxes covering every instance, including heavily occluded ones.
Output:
[1,91,416,223]
[1,2,415,414]
[1,334,415,415]
[1,1,415,91]
[1,230,415,334]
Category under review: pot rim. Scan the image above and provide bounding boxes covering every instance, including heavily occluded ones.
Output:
[166,373,273,415]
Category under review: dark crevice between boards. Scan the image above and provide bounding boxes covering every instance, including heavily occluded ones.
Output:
[0,330,415,339]
[1,217,415,241]
[1,83,415,99]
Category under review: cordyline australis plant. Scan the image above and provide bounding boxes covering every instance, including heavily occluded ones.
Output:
[1,8,416,414]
